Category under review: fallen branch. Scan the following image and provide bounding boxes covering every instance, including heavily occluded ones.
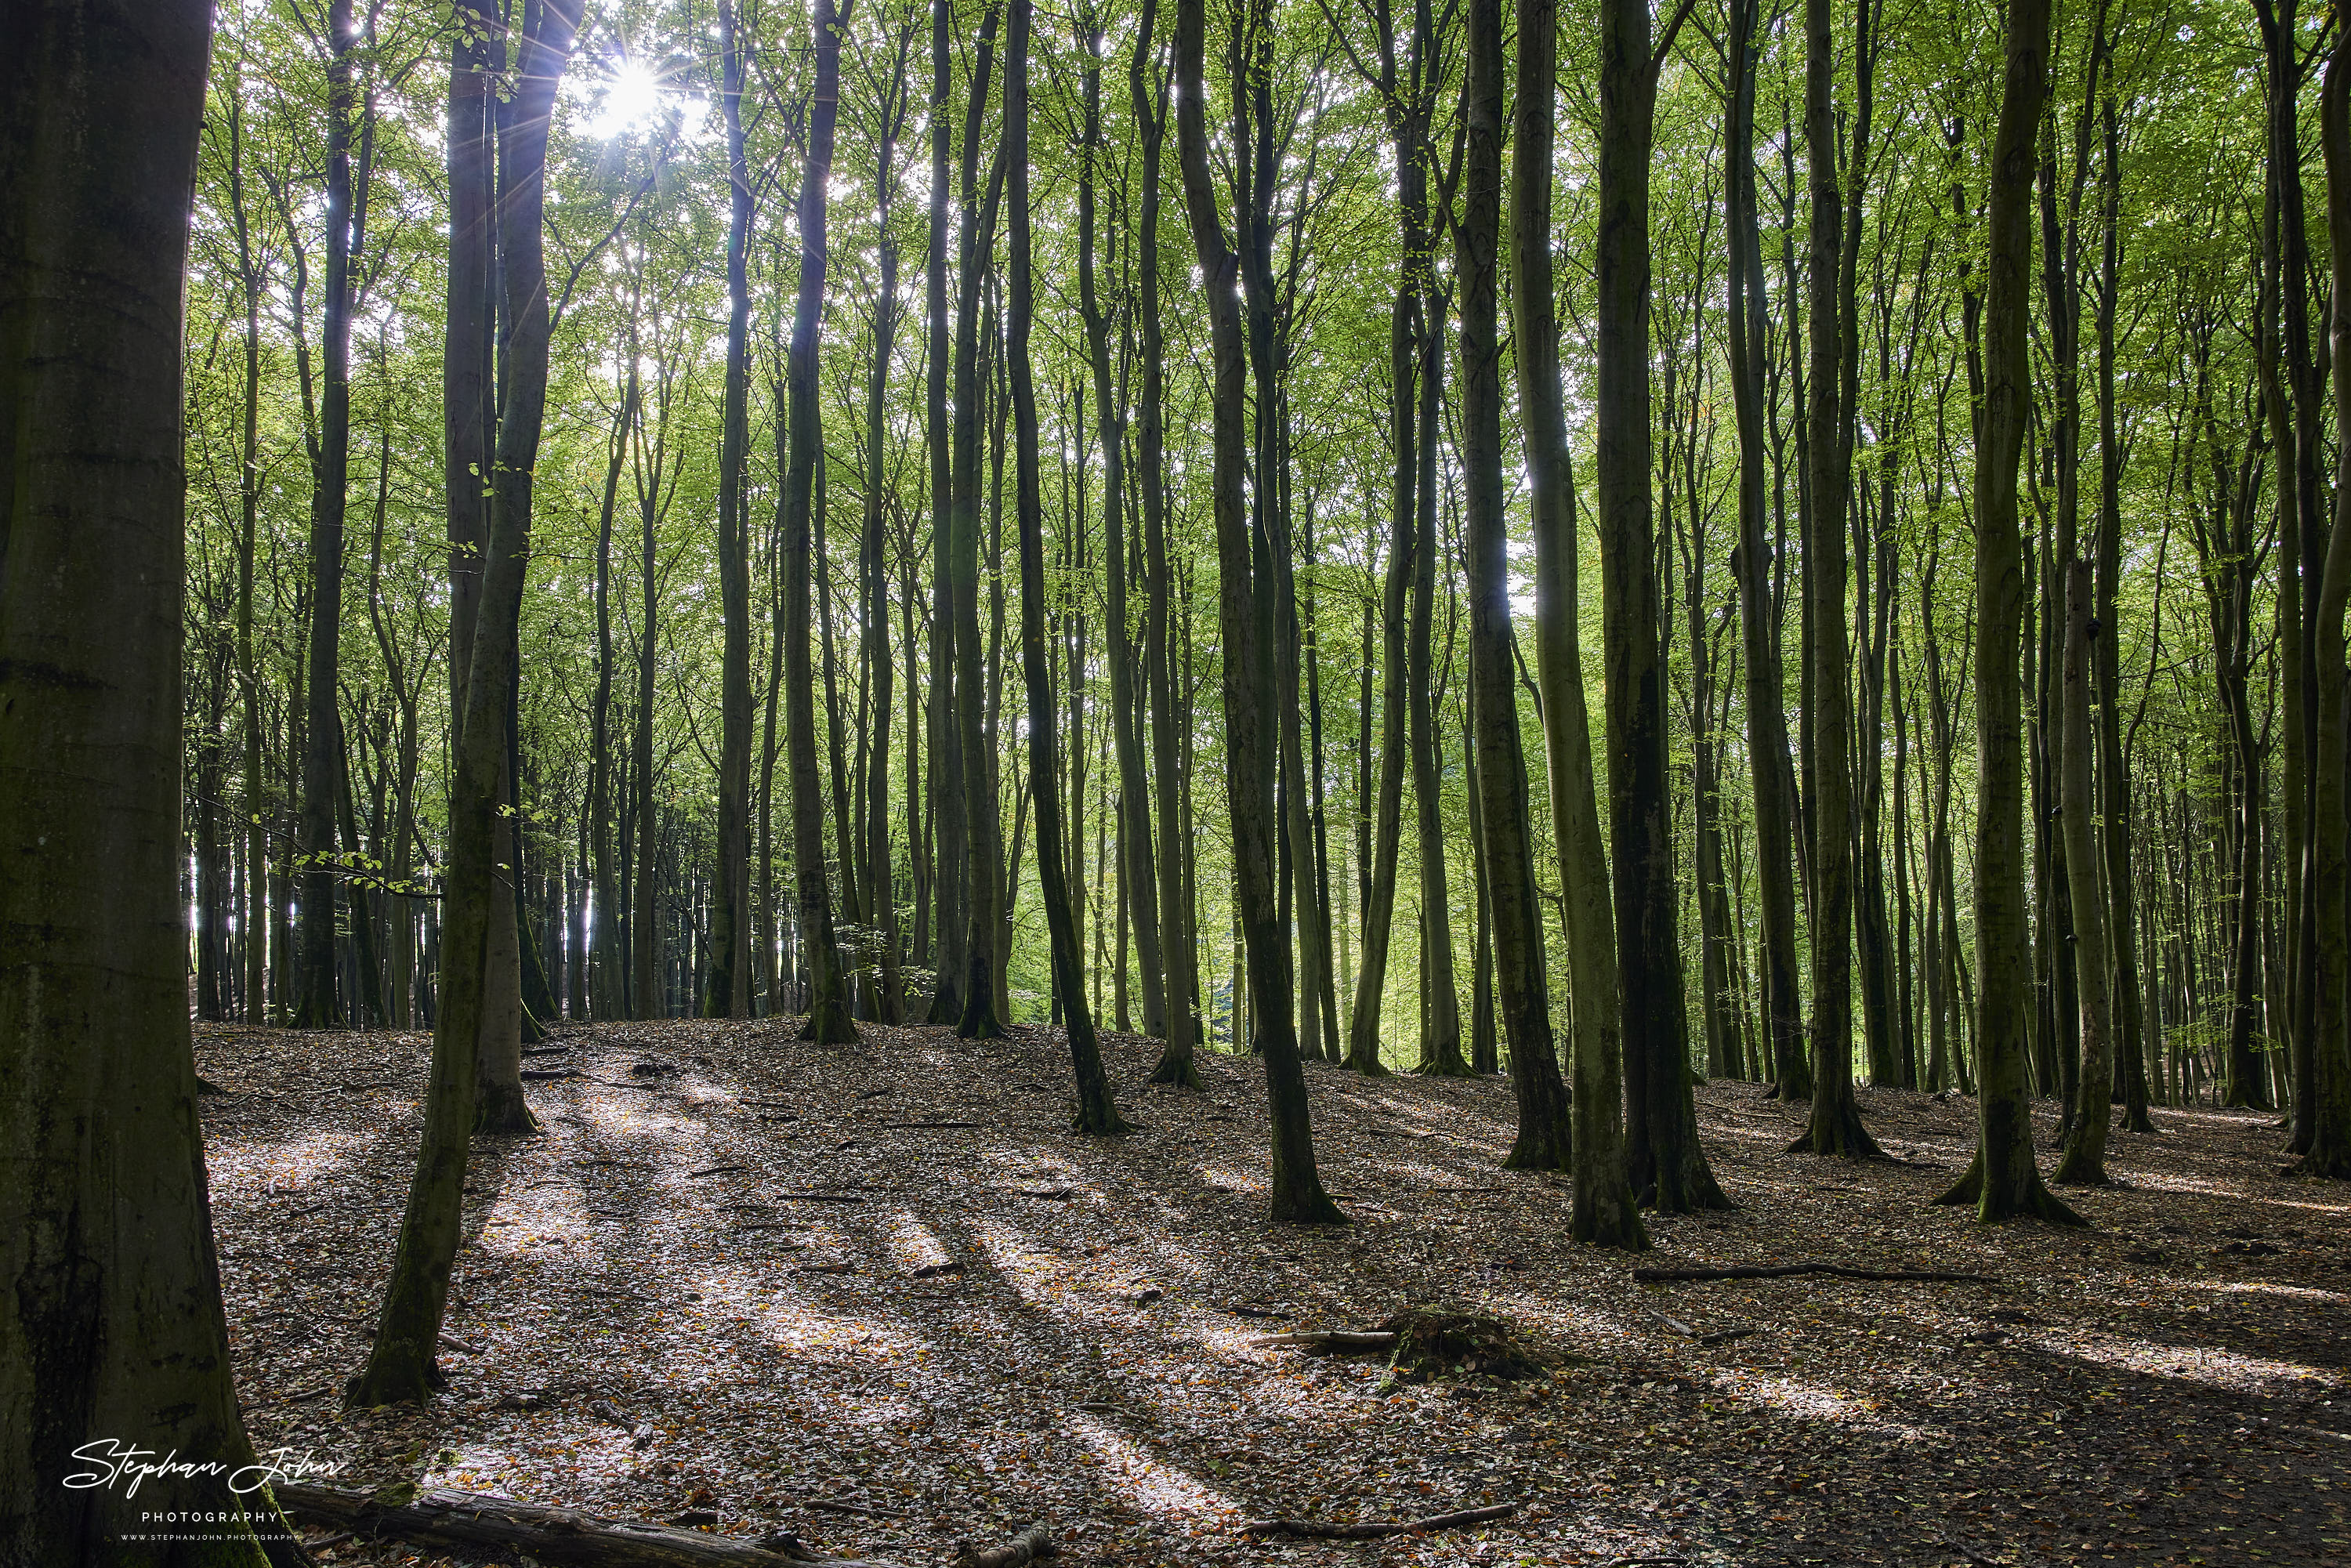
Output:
[1657,1316,1762,1348]
[951,1526,1055,1567]
[1632,1263,1998,1285]
[275,1482,900,1566]
[1243,1330,1400,1352]
[778,1192,868,1204]
[1239,1501,1518,1540]
[876,1121,981,1130]
[688,1164,752,1178]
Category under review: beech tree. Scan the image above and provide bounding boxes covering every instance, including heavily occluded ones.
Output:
[1,2,304,1559]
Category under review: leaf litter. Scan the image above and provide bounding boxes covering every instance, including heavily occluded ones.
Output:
[194,1019,2351,1566]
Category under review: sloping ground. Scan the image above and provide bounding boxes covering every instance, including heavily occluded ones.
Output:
[196,1019,2351,1566]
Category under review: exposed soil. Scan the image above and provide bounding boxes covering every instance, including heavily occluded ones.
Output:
[195,1019,2351,1566]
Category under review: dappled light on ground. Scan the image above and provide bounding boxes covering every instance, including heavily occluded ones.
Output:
[195,1019,2351,1565]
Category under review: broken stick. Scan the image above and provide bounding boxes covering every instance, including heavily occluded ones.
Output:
[1242,1330,1400,1352]
[1632,1263,1997,1284]
[1239,1501,1519,1540]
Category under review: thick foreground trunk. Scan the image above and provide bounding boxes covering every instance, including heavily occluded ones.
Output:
[1,2,306,1561]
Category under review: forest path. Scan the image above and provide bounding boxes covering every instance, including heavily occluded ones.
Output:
[196,1019,2351,1566]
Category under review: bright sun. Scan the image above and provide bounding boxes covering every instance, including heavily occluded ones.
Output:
[588,59,663,139]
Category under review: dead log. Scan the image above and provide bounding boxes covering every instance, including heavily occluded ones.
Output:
[1632,1263,1998,1284]
[1242,1330,1400,1352]
[273,1483,894,1566]
[1238,1502,1519,1539]
[951,1526,1055,1566]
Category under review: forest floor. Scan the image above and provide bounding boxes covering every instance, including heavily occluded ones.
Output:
[196,1019,2351,1568]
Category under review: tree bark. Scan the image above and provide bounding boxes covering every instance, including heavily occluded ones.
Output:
[923,0,965,1021]
[1078,9,1165,1041]
[1009,0,1128,1136]
[952,6,1009,1040]
[1934,0,2081,1223]
[294,0,360,1030]
[1175,0,1342,1222]
[2053,556,2114,1183]
[705,0,756,1020]
[2,2,309,1555]
[1463,0,1567,1164]
[1596,0,1729,1213]
[1132,8,1202,1085]
[1514,0,1645,1245]
[2293,16,2351,1179]
[359,1,578,1400]
[1792,0,1880,1159]
[783,0,859,1045]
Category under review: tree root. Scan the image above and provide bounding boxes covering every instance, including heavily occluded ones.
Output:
[1145,1050,1203,1088]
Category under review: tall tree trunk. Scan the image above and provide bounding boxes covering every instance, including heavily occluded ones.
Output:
[953,5,1009,1040]
[1009,0,1128,1134]
[1344,290,1414,1079]
[2294,19,2351,1179]
[924,0,968,1021]
[294,0,360,1030]
[1407,301,1462,1074]
[224,91,275,1024]
[470,0,573,1134]
[2255,0,2325,1156]
[1081,56,1167,1037]
[1935,0,2080,1223]
[1134,5,1203,1085]
[357,0,581,1400]
[1175,0,1342,1222]
[1464,0,1567,1163]
[783,0,857,1045]
[632,353,661,1019]
[2096,82,2153,1132]
[1517,0,1644,1247]
[1597,0,1729,1211]
[2053,552,2115,1183]
[589,385,630,1019]
[705,0,755,1019]
[861,20,913,1025]
[1794,0,1880,1158]
[1,2,311,1553]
